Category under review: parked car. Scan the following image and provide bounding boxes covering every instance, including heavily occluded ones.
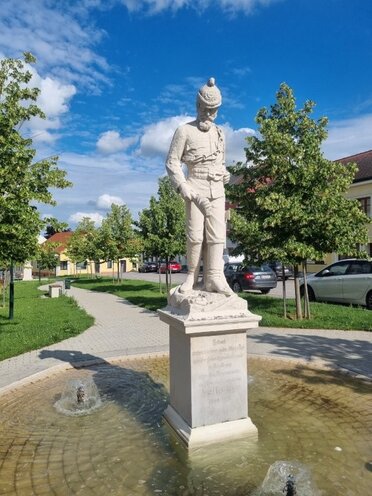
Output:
[300,259,372,309]
[159,261,182,273]
[266,261,294,280]
[138,262,158,273]
[224,262,277,294]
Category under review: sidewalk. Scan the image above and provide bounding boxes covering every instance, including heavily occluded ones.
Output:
[0,286,371,392]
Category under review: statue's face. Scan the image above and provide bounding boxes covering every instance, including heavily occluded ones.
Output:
[198,104,219,122]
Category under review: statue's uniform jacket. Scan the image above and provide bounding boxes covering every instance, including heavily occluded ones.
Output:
[166,121,229,244]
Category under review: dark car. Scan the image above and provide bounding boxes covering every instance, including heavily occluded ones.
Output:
[224,262,277,294]
[138,262,158,273]
[266,261,294,280]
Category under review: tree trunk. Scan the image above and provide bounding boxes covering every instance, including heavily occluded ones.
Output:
[9,263,14,320]
[1,270,7,308]
[165,255,169,292]
[293,264,303,320]
[282,265,287,319]
[117,259,120,283]
[302,261,311,319]
[157,256,162,293]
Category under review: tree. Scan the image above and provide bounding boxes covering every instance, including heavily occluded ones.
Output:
[101,204,138,282]
[35,242,60,281]
[0,53,71,318]
[137,177,186,291]
[228,83,370,319]
[67,218,102,277]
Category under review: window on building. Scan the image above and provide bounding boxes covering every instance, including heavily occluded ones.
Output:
[76,261,87,269]
[60,261,68,270]
[357,197,371,216]
[107,260,113,269]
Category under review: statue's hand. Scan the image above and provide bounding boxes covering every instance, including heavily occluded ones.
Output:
[193,195,212,217]
[223,171,230,185]
[178,182,193,200]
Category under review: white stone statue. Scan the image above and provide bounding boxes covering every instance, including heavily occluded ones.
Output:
[166,78,233,296]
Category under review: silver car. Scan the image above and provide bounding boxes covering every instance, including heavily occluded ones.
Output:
[300,259,372,309]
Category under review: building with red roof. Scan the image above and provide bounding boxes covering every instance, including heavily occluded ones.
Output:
[34,231,138,277]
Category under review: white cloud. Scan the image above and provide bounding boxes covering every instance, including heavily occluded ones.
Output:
[217,0,280,15]
[121,0,188,13]
[96,194,124,209]
[121,0,281,15]
[97,131,137,154]
[0,0,109,92]
[38,115,258,227]
[231,66,252,77]
[69,212,104,226]
[223,125,255,163]
[139,115,192,158]
[323,114,372,160]
[51,149,162,226]
[138,114,254,164]
[31,70,76,117]
[24,66,76,143]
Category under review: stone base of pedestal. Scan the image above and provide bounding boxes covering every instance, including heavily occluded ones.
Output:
[164,405,258,449]
[159,287,261,448]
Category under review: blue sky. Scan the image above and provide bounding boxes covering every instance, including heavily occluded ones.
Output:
[1,0,372,227]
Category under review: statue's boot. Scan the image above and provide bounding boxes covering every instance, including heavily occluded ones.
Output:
[205,243,233,296]
[180,241,202,293]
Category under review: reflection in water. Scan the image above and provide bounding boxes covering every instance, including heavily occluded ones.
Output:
[0,356,371,495]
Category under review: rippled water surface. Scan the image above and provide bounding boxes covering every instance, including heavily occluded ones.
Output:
[0,356,371,495]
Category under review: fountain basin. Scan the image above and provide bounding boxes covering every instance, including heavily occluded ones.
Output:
[0,355,371,495]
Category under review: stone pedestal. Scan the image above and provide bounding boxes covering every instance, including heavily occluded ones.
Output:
[22,262,33,281]
[159,287,261,448]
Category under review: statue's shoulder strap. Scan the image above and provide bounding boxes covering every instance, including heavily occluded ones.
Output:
[215,124,225,149]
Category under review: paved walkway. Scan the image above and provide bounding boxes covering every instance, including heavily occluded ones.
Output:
[0,286,371,393]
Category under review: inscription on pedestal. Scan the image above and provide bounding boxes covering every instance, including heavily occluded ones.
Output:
[191,333,248,427]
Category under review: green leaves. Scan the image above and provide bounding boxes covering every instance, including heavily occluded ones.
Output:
[101,204,138,260]
[228,82,370,266]
[0,53,71,265]
[137,177,186,259]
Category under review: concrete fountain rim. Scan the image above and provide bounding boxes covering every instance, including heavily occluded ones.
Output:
[0,351,370,399]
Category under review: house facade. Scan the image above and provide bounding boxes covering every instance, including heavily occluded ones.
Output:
[343,150,372,255]
[33,231,138,277]
[306,149,372,272]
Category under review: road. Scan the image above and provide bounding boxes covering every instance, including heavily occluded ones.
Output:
[123,270,296,299]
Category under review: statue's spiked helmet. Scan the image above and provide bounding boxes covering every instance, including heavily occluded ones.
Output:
[197,77,222,109]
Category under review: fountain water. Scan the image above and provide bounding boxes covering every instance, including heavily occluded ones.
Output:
[0,356,371,495]
[253,460,318,495]
[54,377,102,416]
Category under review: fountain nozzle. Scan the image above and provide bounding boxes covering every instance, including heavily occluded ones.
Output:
[283,474,297,496]
[76,385,86,404]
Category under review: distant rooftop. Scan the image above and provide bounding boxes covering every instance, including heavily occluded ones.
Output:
[45,231,73,253]
[336,149,372,183]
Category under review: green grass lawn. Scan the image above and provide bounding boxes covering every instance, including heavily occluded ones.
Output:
[0,281,94,361]
[72,277,372,331]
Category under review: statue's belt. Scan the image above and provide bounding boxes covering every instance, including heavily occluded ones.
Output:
[189,170,225,181]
